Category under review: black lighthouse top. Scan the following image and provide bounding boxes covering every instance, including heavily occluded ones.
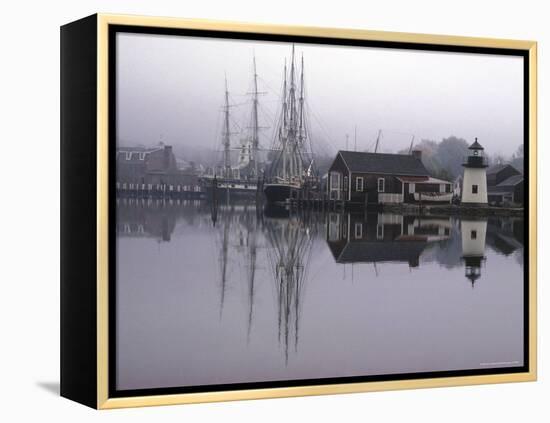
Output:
[463,138,488,168]
[469,138,484,151]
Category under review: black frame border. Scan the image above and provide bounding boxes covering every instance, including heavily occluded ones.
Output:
[107,24,530,399]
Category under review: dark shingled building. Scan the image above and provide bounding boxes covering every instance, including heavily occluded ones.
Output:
[327,150,452,205]
[486,164,523,205]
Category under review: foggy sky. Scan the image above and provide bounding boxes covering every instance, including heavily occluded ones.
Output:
[116,32,523,158]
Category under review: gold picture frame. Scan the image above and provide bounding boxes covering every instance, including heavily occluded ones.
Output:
[60,13,537,409]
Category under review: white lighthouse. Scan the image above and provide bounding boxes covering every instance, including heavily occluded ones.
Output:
[461,218,487,286]
[461,138,488,205]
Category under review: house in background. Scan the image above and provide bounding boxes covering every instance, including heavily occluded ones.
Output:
[486,163,524,205]
[116,144,202,193]
[486,163,521,186]
[326,150,452,206]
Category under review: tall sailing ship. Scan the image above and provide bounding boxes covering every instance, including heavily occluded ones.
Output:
[202,56,264,197]
[264,46,318,205]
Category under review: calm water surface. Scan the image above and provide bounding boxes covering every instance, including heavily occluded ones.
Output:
[116,199,524,390]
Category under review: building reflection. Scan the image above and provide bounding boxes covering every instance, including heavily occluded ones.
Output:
[326,213,451,268]
[486,217,524,256]
[116,198,206,242]
[116,200,525,362]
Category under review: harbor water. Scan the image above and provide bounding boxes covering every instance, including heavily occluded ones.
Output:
[115,199,525,390]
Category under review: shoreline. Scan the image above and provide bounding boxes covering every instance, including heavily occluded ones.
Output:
[381,203,524,217]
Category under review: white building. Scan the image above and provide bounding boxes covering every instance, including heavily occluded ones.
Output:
[461,138,488,205]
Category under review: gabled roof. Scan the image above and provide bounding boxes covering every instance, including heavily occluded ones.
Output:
[488,174,523,194]
[117,146,163,153]
[486,163,520,176]
[116,146,164,162]
[337,150,429,177]
[397,176,452,184]
[497,174,523,187]
[335,240,427,264]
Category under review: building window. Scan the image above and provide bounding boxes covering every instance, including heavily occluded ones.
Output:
[377,224,384,239]
[377,178,385,193]
[354,223,363,239]
[409,183,415,193]
[343,176,349,191]
[472,184,478,194]
[330,172,341,190]
[471,230,477,240]
[356,177,364,192]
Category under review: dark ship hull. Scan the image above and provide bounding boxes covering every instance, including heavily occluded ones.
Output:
[263,183,301,205]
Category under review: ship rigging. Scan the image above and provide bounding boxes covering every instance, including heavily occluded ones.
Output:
[203,55,265,197]
[264,45,318,205]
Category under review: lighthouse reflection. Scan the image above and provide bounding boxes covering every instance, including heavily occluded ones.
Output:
[460,218,487,285]
[116,200,525,291]
[116,201,525,389]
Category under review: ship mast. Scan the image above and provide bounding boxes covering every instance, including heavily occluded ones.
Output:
[281,59,288,182]
[273,45,309,185]
[251,55,260,177]
[223,75,231,177]
[288,45,297,182]
[297,53,305,179]
[298,53,305,146]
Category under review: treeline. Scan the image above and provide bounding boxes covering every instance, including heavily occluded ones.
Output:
[398,136,524,181]
[397,136,469,181]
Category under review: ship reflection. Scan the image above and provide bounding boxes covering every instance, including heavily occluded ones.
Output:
[263,208,320,363]
[116,200,525,363]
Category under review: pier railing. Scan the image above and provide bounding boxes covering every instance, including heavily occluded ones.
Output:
[378,193,404,204]
[116,182,205,199]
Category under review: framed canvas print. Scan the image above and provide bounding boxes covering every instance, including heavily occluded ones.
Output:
[60,14,537,409]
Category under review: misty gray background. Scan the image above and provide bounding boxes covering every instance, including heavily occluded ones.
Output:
[116,32,523,158]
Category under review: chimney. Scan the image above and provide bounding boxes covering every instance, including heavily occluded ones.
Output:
[412,150,422,160]
[164,145,172,169]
